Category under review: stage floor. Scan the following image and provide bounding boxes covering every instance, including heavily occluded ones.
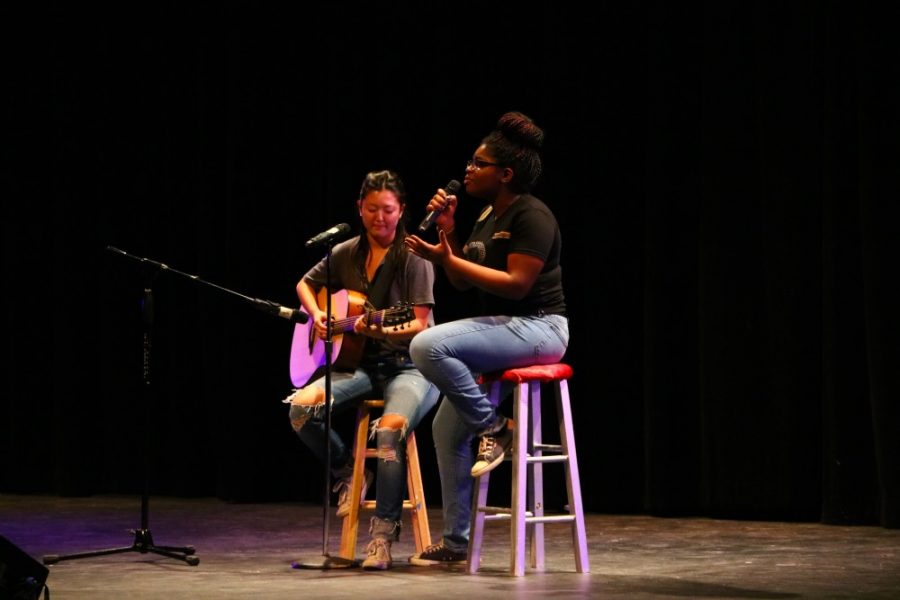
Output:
[2,494,899,599]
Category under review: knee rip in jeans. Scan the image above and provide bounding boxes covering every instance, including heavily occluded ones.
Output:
[285,386,326,406]
[286,387,326,432]
[370,416,407,463]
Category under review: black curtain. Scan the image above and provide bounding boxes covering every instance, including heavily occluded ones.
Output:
[3,2,897,528]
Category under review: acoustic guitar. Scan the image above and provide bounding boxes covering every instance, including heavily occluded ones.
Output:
[288,288,414,387]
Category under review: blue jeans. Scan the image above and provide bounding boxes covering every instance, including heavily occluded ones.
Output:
[409,314,569,551]
[291,360,439,523]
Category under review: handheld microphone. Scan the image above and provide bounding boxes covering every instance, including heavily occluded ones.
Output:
[305,223,352,248]
[253,299,310,324]
[418,180,462,232]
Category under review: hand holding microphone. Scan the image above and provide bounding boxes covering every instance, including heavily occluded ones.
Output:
[418,180,461,233]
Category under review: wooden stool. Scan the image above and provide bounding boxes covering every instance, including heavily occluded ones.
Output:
[338,399,432,560]
[467,363,589,576]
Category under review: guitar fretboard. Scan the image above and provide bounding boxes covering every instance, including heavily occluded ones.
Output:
[330,307,407,332]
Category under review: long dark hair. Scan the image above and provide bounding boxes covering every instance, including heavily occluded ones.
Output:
[482,111,544,193]
[353,169,409,278]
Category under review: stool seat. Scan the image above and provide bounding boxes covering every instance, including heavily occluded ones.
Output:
[468,362,589,576]
[338,399,431,560]
[478,363,574,384]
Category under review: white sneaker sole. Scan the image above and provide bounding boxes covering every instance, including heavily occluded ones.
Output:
[409,556,466,566]
[470,450,505,478]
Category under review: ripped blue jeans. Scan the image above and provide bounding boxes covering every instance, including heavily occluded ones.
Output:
[289,360,439,523]
[409,314,569,551]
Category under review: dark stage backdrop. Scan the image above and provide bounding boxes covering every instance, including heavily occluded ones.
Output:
[3,3,898,528]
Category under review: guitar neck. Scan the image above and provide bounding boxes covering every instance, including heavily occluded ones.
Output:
[331,309,394,333]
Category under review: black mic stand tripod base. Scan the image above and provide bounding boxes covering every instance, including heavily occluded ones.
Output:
[43,527,198,567]
[43,270,198,567]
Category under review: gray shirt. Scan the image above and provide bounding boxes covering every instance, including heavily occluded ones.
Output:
[302,235,435,363]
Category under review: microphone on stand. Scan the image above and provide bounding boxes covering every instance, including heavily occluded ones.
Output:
[418,180,461,232]
[305,223,352,248]
[252,298,310,324]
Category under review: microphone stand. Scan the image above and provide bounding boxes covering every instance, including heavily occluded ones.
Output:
[43,246,307,567]
[292,240,358,569]
[43,254,199,566]
[98,247,308,324]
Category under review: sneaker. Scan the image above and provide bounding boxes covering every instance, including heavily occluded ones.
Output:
[334,468,374,518]
[361,538,392,570]
[409,542,467,566]
[470,418,515,477]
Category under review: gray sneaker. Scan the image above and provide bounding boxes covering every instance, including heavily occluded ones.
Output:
[334,468,374,518]
[361,538,393,570]
[470,418,515,477]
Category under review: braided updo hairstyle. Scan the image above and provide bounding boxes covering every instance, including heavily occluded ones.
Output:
[482,111,544,193]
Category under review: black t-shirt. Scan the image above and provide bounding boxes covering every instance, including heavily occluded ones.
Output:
[463,194,566,317]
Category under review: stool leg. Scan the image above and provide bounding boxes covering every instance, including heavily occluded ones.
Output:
[338,404,370,560]
[467,471,489,574]
[404,432,432,554]
[511,381,529,576]
[557,380,589,573]
[467,380,504,574]
[528,381,545,570]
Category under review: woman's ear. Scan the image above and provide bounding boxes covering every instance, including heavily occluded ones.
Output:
[357,199,363,215]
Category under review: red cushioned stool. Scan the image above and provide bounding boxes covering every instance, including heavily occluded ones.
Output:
[467,363,589,576]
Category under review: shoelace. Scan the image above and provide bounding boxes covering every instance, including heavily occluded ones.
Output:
[477,436,497,460]
[367,539,389,554]
[420,542,445,556]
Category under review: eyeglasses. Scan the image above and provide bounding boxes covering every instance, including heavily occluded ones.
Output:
[466,157,502,170]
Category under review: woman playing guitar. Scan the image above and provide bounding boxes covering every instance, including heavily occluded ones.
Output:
[284,170,439,570]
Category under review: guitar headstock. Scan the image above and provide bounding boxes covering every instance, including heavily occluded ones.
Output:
[365,302,415,330]
[381,302,415,329]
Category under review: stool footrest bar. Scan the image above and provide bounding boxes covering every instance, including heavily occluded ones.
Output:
[479,506,534,516]
[360,500,416,510]
[526,455,569,464]
[525,515,577,524]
